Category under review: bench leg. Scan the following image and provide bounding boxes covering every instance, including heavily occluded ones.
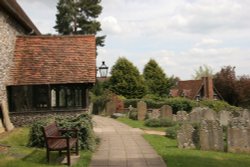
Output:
[76,140,79,155]
[67,147,71,166]
[46,149,50,163]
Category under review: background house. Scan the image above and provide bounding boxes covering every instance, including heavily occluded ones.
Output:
[170,77,223,100]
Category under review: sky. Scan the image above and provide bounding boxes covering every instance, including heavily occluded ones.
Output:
[17,0,250,80]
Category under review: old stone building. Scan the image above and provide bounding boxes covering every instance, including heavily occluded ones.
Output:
[0,0,40,103]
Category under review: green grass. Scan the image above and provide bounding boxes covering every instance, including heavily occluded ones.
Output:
[117,117,166,131]
[0,128,92,167]
[144,134,250,167]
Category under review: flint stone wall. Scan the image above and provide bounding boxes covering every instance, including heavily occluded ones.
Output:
[0,10,26,102]
[10,110,87,127]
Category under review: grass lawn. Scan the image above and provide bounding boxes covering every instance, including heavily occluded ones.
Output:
[117,117,166,131]
[144,134,250,167]
[0,128,92,167]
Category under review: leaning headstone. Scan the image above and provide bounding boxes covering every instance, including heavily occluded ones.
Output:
[219,110,231,126]
[202,108,217,121]
[106,101,116,116]
[0,120,5,133]
[200,120,224,151]
[176,111,189,122]
[149,109,160,119]
[137,101,147,121]
[189,107,203,123]
[177,123,196,149]
[160,105,172,119]
[1,100,14,131]
[227,117,250,153]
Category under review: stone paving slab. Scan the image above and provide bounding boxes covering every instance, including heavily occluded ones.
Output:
[90,116,167,167]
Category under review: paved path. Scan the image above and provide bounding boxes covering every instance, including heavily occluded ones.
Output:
[90,116,167,167]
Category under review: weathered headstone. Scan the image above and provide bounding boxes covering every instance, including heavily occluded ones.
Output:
[160,105,172,119]
[200,120,224,151]
[106,101,116,116]
[1,100,14,131]
[189,107,203,123]
[137,101,147,121]
[227,117,250,153]
[177,123,196,149]
[219,110,231,126]
[176,111,189,122]
[202,108,217,121]
[148,109,160,119]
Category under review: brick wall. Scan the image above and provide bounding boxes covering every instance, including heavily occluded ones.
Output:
[0,10,26,102]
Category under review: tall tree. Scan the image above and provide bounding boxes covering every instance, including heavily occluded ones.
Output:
[143,59,170,97]
[108,57,146,99]
[237,75,250,108]
[214,66,238,105]
[192,64,214,80]
[54,0,105,47]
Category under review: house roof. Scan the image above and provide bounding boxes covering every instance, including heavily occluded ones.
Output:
[171,80,203,99]
[0,0,41,35]
[8,35,96,85]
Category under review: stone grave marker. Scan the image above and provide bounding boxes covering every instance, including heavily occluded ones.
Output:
[137,101,147,121]
[200,120,224,151]
[177,123,196,149]
[160,105,172,119]
[106,101,116,116]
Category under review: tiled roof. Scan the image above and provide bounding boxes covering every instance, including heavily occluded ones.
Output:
[0,0,41,35]
[171,80,203,99]
[8,35,96,85]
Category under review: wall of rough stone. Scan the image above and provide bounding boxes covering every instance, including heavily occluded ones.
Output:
[9,110,88,127]
[0,10,26,102]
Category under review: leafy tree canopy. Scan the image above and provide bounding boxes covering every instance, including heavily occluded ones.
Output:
[108,57,146,99]
[143,59,170,97]
[54,0,105,47]
[192,64,214,80]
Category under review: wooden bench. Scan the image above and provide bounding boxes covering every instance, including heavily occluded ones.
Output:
[42,122,79,166]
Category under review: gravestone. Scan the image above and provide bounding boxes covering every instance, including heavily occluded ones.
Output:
[160,105,172,119]
[219,110,231,126]
[189,107,203,123]
[1,100,14,131]
[148,109,160,119]
[176,111,189,122]
[137,101,147,121]
[177,123,196,149]
[106,101,116,116]
[202,108,217,121]
[227,117,250,153]
[200,120,224,151]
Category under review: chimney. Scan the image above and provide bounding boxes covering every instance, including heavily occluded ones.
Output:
[202,77,214,100]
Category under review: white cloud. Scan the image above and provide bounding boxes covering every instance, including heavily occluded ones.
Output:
[101,16,122,35]
[195,38,222,48]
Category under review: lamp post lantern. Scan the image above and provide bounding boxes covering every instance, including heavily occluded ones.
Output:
[98,61,109,78]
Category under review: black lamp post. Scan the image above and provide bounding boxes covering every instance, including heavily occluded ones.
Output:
[98,61,109,78]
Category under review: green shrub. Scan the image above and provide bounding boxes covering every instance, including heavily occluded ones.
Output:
[144,118,176,127]
[165,125,180,139]
[144,118,162,127]
[165,97,195,114]
[128,108,138,120]
[56,113,96,151]
[28,113,96,151]
[27,119,51,147]
[199,100,239,112]
[124,99,140,108]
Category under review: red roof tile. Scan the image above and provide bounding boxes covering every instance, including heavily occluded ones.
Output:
[171,80,203,99]
[8,35,96,85]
